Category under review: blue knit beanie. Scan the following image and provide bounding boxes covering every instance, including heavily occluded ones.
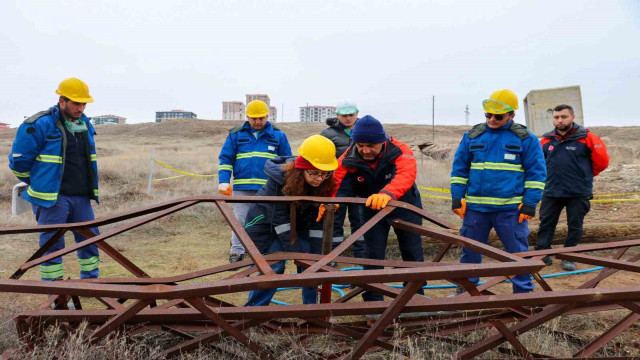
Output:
[351,115,386,143]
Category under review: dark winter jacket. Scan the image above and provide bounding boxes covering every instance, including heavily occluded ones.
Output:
[320,117,352,157]
[243,156,324,254]
[540,124,609,197]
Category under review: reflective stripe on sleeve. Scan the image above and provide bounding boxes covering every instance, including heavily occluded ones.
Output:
[27,187,58,201]
[218,164,233,171]
[450,177,468,185]
[275,223,291,234]
[525,181,545,190]
[35,154,63,163]
[12,169,30,177]
[309,230,323,238]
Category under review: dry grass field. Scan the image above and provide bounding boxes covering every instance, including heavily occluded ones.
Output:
[1,119,640,359]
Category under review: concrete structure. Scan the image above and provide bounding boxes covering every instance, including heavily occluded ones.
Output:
[246,94,270,107]
[155,110,197,123]
[268,106,278,122]
[222,101,245,120]
[0,122,9,130]
[523,86,584,137]
[91,115,126,126]
[300,106,336,122]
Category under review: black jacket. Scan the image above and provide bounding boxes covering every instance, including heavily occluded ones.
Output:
[320,118,352,157]
[244,156,323,254]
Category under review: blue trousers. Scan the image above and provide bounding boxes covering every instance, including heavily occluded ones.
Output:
[33,195,100,281]
[460,209,533,293]
[245,236,318,306]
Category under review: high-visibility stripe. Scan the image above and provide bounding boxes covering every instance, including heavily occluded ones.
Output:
[466,195,523,205]
[525,181,545,190]
[236,152,277,160]
[93,189,99,197]
[244,214,265,228]
[90,154,97,161]
[27,187,58,201]
[309,230,323,238]
[40,263,64,279]
[35,154,63,163]
[78,256,100,272]
[450,177,468,185]
[332,236,344,243]
[218,164,233,171]
[275,223,291,234]
[233,178,268,185]
[470,162,524,172]
[12,169,30,177]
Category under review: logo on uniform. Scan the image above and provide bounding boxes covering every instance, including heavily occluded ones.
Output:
[504,153,516,160]
[548,145,555,151]
[357,176,365,183]
[566,146,577,151]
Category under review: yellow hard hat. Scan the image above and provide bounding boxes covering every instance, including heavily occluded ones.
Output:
[298,135,339,171]
[55,77,94,103]
[246,100,269,118]
[482,89,518,114]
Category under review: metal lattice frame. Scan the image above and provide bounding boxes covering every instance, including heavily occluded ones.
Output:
[0,195,639,359]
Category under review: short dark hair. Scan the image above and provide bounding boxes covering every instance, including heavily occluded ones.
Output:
[553,104,574,116]
[59,96,70,102]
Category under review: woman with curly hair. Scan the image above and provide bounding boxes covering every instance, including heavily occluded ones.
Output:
[244,135,339,306]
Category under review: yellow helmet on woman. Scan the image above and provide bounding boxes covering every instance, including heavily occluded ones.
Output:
[298,135,338,171]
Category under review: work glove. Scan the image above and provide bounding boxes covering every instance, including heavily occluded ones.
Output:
[365,193,392,210]
[316,204,340,222]
[518,203,536,223]
[452,198,466,219]
[218,183,232,196]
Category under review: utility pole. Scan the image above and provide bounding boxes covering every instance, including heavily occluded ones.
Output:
[432,95,435,141]
[465,104,470,126]
[281,103,284,122]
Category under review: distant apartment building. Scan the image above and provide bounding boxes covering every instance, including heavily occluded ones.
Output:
[268,106,278,122]
[246,94,271,106]
[155,110,197,123]
[222,101,245,120]
[300,106,336,122]
[91,114,126,125]
[0,122,9,130]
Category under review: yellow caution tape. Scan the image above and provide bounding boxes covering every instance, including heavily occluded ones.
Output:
[593,192,640,198]
[153,159,216,178]
[418,186,450,193]
[420,193,451,200]
[591,198,640,204]
[152,175,186,182]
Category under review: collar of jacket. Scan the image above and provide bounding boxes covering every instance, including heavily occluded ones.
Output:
[484,120,514,133]
[50,104,91,126]
[342,136,400,170]
[241,120,274,136]
[544,123,587,141]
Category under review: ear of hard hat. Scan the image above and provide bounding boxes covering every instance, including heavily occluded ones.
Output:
[56,77,94,103]
[297,135,338,171]
[351,115,386,144]
[246,100,269,118]
[482,89,518,114]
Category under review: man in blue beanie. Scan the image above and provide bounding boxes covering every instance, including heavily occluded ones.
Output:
[333,115,426,302]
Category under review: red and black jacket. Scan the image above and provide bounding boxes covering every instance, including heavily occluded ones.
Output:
[540,124,609,198]
[333,137,420,207]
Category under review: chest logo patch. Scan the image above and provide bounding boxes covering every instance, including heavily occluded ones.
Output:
[268,145,275,151]
[548,145,554,151]
[356,176,365,183]
[565,146,577,151]
[504,153,516,160]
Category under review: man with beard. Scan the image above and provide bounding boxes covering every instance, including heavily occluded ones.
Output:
[9,77,101,282]
[535,104,609,271]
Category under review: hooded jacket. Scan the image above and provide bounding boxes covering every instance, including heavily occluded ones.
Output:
[540,123,609,197]
[243,156,324,254]
[9,105,99,208]
[320,117,353,157]
[218,121,292,191]
[450,121,546,212]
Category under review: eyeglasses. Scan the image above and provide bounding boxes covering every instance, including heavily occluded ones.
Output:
[485,113,505,121]
[305,170,333,179]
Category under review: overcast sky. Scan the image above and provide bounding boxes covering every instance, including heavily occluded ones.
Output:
[1,0,639,127]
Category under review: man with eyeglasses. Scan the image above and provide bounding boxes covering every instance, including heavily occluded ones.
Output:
[218,100,292,263]
[449,89,546,294]
[535,104,609,271]
[333,115,425,302]
[320,100,365,258]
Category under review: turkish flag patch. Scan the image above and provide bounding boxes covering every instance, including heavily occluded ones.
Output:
[548,145,555,151]
[357,176,365,183]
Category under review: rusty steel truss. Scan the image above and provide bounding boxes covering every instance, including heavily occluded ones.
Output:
[0,195,639,359]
